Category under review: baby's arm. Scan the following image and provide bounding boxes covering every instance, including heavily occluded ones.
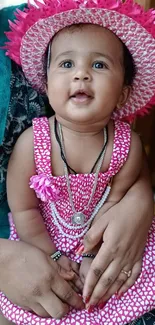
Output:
[7,127,83,289]
[7,127,57,255]
[99,131,143,213]
[93,129,144,230]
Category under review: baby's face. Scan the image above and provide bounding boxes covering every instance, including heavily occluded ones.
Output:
[47,24,129,129]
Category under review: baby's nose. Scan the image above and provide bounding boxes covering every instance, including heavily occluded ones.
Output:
[73,69,92,81]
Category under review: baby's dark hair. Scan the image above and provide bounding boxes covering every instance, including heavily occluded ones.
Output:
[122,42,136,86]
[45,25,136,87]
[45,44,51,80]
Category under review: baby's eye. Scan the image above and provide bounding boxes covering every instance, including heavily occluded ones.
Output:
[60,60,74,68]
[92,61,108,69]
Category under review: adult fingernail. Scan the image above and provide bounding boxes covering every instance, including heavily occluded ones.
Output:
[98,301,107,309]
[116,292,124,299]
[87,305,95,313]
[75,244,85,255]
[83,295,91,304]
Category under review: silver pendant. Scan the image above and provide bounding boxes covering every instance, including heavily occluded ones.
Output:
[71,212,86,225]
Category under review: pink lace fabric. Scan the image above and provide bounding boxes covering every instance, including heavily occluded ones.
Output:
[0,117,155,325]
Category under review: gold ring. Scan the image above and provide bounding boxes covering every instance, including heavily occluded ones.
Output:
[121,269,132,278]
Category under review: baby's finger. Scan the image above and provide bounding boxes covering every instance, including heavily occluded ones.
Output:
[117,260,142,296]
[71,260,80,275]
[38,290,69,319]
[71,271,83,292]
[68,280,81,293]
[57,255,72,272]
[58,266,75,280]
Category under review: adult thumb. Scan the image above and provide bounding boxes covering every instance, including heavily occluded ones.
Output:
[82,216,108,253]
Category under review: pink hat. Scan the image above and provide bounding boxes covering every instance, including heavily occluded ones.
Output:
[4,0,155,121]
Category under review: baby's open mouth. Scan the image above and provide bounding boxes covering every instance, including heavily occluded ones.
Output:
[70,90,93,102]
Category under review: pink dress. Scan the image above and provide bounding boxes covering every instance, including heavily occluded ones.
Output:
[0,117,155,325]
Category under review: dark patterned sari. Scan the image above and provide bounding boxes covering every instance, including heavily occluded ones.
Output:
[0,61,52,238]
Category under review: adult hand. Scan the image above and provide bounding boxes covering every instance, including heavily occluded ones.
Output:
[0,239,84,319]
[57,255,83,293]
[82,159,154,307]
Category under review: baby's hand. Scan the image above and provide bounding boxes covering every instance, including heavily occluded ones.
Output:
[57,255,83,293]
[79,255,95,285]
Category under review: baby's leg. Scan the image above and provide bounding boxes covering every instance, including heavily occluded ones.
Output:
[0,314,15,325]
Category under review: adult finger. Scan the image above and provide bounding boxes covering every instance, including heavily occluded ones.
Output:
[117,260,142,296]
[68,281,80,293]
[38,291,69,319]
[31,303,52,318]
[83,243,114,300]
[48,264,84,310]
[98,264,133,305]
[53,280,84,310]
[85,259,124,306]
[82,217,108,253]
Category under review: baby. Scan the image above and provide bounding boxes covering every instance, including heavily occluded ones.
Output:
[1,1,155,325]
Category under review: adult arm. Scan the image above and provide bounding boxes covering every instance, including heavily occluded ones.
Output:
[82,133,153,306]
[0,239,84,318]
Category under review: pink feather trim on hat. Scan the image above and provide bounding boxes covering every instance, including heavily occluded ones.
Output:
[4,0,155,65]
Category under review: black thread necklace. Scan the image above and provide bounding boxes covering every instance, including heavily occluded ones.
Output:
[54,117,108,174]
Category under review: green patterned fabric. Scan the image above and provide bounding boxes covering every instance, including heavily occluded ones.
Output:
[0,5,52,239]
[0,4,26,144]
[0,4,26,238]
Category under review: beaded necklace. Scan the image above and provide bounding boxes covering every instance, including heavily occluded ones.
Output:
[58,120,107,225]
[50,119,112,239]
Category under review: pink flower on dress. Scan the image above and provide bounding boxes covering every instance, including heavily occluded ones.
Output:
[29,174,61,202]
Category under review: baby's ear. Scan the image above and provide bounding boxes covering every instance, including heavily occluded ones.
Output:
[116,86,131,109]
